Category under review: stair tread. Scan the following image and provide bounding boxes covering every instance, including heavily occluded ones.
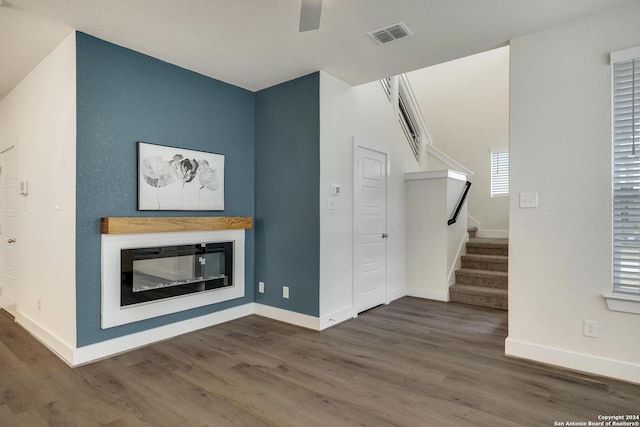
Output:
[468,238,509,247]
[454,236,508,310]
[450,284,508,297]
[456,268,507,277]
[461,254,508,262]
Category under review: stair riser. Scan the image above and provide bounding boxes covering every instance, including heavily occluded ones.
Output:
[461,259,508,272]
[466,246,508,256]
[453,238,509,310]
[450,291,508,310]
[455,273,507,289]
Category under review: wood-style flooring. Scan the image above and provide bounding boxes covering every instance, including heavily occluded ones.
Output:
[1,298,638,426]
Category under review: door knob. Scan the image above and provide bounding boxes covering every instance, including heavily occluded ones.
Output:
[382,233,389,239]
[7,238,15,244]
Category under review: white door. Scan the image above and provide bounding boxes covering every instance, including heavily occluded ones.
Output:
[0,145,17,314]
[353,145,387,313]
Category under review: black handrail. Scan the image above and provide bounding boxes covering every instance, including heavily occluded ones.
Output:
[448,181,472,226]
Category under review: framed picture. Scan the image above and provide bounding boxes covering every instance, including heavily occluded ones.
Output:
[137,141,224,211]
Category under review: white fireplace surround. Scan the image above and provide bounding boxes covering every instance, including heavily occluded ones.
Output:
[101,229,245,328]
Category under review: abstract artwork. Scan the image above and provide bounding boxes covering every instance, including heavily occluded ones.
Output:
[137,141,224,211]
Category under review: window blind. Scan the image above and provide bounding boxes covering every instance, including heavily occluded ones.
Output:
[613,55,640,295]
[490,151,509,197]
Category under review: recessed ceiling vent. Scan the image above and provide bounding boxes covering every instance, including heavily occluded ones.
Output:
[367,22,413,45]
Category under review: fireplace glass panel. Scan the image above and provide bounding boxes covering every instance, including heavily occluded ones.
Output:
[121,242,233,307]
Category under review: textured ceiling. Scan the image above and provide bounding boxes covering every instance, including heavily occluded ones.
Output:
[0,0,638,99]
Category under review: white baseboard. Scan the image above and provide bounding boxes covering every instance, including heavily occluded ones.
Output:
[406,288,449,302]
[16,311,76,366]
[505,337,640,385]
[320,306,357,330]
[73,303,253,366]
[0,294,16,315]
[448,233,469,285]
[467,214,481,230]
[16,303,253,367]
[476,229,509,239]
[17,302,322,366]
[254,303,320,330]
[387,286,407,304]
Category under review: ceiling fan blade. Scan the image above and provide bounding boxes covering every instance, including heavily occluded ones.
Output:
[299,0,323,32]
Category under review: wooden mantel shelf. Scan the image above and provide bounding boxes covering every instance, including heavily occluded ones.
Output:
[101,216,252,234]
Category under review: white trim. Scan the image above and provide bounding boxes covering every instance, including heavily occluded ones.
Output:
[319,305,357,330]
[505,337,640,385]
[254,303,320,330]
[101,229,245,328]
[467,215,481,230]
[406,288,449,302]
[423,145,474,177]
[448,232,469,285]
[603,292,640,315]
[353,142,389,315]
[476,229,510,239]
[610,45,640,64]
[398,74,434,146]
[74,303,254,366]
[15,311,75,366]
[0,294,16,314]
[405,169,467,182]
[387,286,407,303]
[17,301,329,366]
[0,139,18,318]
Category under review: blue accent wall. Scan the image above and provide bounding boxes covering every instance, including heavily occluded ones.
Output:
[254,73,320,316]
[76,33,255,346]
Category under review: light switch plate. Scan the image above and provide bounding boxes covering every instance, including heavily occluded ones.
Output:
[519,192,538,208]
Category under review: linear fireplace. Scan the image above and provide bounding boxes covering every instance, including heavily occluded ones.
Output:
[102,229,245,329]
[121,242,233,307]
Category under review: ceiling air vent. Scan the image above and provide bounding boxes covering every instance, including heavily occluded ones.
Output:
[367,22,413,45]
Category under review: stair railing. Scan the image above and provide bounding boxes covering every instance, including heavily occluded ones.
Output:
[448,181,472,226]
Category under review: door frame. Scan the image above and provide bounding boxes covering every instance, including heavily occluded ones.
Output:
[0,138,18,313]
[352,141,389,313]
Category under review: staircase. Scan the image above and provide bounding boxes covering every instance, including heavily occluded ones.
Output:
[449,230,508,310]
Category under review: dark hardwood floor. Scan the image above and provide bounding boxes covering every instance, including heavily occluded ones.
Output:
[1,298,638,426]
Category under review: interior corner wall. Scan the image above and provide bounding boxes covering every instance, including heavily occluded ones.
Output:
[319,72,422,321]
[406,47,510,231]
[0,32,77,348]
[508,3,640,382]
[75,33,255,347]
[254,73,320,317]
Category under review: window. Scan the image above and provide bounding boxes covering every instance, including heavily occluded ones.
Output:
[611,46,640,300]
[490,151,509,197]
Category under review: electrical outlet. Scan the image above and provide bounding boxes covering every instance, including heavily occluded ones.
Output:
[283,286,289,299]
[583,319,598,338]
[258,281,265,293]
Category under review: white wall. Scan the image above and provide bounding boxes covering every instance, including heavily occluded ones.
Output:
[319,72,421,327]
[405,171,467,301]
[507,4,640,383]
[0,33,77,352]
[407,47,510,232]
